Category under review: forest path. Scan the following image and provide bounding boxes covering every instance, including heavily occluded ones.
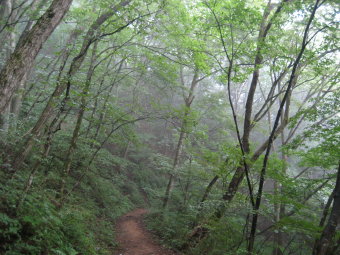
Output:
[114,208,178,255]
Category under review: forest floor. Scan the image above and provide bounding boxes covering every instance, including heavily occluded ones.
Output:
[114,208,178,255]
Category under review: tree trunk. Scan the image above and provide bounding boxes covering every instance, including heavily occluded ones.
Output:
[242,0,272,153]
[8,0,49,129]
[11,28,82,172]
[92,59,125,142]
[313,161,340,255]
[219,61,300,216]
[85,56,115,138]
[273,76,288,255]
[0,0,73,113]
[216,0,290,216]
[190,174,219,228]
[162,71,199,209]
[183,157,193,206]
[12,2,132,171]
[162,128,186,208]
[60,41,98,199]
[201,175,219,204]
[0,0,15,131]
[247,1,320,252]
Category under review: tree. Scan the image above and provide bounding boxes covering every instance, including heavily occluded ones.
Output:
[12,0,134,172]
[0,0,338,254]
[0,0,73,113]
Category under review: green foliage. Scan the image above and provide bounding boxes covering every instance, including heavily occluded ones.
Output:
[146,209,194,249]
[0,120,143,254]
[0,187,78,255]
[287,92,340,169]
[1,0,339,255]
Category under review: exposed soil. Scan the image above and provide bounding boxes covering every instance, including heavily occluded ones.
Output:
[114,208,178,255]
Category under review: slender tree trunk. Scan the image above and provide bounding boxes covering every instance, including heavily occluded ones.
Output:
[313,161,340,255]
[60,41,98,199]
[183,158,193,206]
[59,116,146,207]
[273,81,287,255]
[162,71,199,209]
[92,59,125,141]
[273,180,283,255]
[273,143,286,255]
[19,106,71,203]
[85,56,115,138]
[312,189,335,254]
[189,174,219,228]
[217,0,290,214]
[242,0,273,152]
[201,175,219,204]
[116,140,131,174]
[247,1,320,253]
[162,128,186,208]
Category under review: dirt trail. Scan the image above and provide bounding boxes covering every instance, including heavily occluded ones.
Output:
[114,208,178,255]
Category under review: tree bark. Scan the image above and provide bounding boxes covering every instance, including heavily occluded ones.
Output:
[9,0,49,128]
[0,0,15,130]
[0,0,73,113]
